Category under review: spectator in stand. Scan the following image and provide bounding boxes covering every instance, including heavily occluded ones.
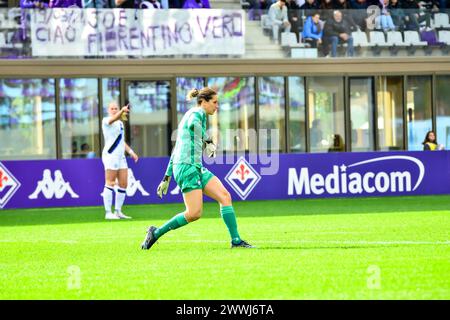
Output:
[388,0,406,30]
[268,0,291,43]
[115,0,141,8]
[160,0,169,8]
[80,143,96,159]
[310,119,323,148]
[300,0,319,17]
[169,0,183,7]
[335,0,351,10]
[323,10,354,57]
[335,0,359,29]
[376,0,397,31]
[349,0,369,30]
[261,0,276,9]
[141,0,163,8]
[182,0,211,8]
[302,12,323,48]
[420,0,441,13]
[246,0,275,20]
[422,131,444,150]
[402,0,432,31]
[319,0,334,22]
[286,0,302,42]
[80,0,114,7]
[49,0,82,6]
[20,0,50,7]
[299,0,318,9]
[328,134,345,152]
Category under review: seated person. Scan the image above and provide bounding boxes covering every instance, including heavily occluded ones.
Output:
[302,12,323,48]
[20,0,49,8]
[142,0,162,8]
[328,134,345,152]
[286,0,302,43]
[300,0,320,18]
[402,0,431,31]
[388,0,406,31]
[268,0,291,42]
[80,143,96,159]
[115,0,142,8]
[183,0,211,8]
[376,0,397,31]
[349,0,368,31]
[49,0,82,7]
[422,131,444,150]
[319,0,334,22]
[323,10,354,57]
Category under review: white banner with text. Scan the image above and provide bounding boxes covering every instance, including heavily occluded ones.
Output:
[30,9,245,56]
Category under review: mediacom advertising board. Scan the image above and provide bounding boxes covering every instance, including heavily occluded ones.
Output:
[1,151,449,209]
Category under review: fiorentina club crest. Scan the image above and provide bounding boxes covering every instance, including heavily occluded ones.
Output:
[0,162,21,209]
[225,157,261,200]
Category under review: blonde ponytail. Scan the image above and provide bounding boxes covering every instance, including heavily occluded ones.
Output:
[186,88,200,101]
[186,87,217,105]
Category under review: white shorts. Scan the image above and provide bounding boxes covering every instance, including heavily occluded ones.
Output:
[102,154,128,171]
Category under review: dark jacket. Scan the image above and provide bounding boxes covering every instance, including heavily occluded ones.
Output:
[287,0,301,21]
[300,1,319,10]
[324,17,353,38]
[401,0,420,10]
[388,1,406,18]
[320,1,334,21]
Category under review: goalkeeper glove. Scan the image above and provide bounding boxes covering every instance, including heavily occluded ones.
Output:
[157,176,171,199]
[204,138,217,158]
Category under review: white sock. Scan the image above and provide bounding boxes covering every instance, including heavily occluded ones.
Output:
[115,188,126,213]
[103,186,114,213]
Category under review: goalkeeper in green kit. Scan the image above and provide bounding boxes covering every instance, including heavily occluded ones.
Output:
[141,87,253,250]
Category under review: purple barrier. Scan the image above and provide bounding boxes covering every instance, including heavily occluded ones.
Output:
[1,151,449,209]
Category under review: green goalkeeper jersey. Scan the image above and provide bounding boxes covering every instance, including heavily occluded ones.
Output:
[165,107,207,177]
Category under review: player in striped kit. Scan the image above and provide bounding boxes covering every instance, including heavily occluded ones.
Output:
[141,87,253,249]
[102,102,139,220]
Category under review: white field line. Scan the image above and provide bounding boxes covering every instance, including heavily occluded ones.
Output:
[0,239,448,245]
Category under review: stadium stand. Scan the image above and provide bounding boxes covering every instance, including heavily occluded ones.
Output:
[246,0,450,57]
[0,0,449,58]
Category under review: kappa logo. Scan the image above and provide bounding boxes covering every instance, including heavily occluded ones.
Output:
[99,169,149,197]
[29,169,79,199]
[0,162,21,209]
[126,169,149,197]
[225,157,261,200]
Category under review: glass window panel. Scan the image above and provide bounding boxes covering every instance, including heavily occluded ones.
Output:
[207,77,256,152]
[59,78,100,159]
[288,76,306,153]
[0,79,56,160]
[102,78,120,115]
[127,80,170,157]
[406,76,432,151]
[308,77,345,153]
[350,77,374,152]
[436,75,450,150]
[376,76,404,151]
[176,77,205,124]
[258,76,285,152]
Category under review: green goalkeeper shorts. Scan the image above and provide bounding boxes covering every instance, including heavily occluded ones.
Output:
[173,164,215,193]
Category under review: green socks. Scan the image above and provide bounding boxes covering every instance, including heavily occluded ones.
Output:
[221,206,241,245]
[154,212,188,240]
[153,207,241,244]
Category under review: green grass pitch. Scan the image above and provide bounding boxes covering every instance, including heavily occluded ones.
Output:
[0,195,449,300]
